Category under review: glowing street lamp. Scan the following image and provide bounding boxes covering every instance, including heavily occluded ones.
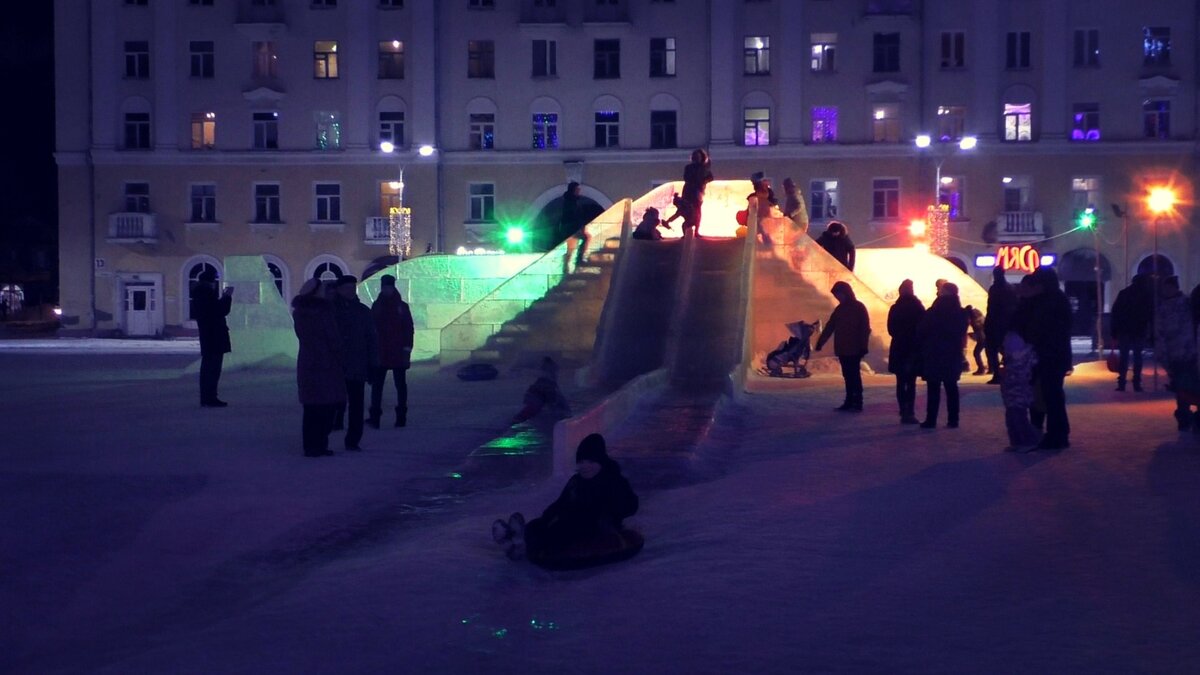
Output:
[914,134,976,255]
[1145,185,1177,391]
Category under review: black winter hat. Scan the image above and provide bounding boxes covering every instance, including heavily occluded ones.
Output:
[576,433,609,464]
[336,274,358,287]
[380,274,397,287]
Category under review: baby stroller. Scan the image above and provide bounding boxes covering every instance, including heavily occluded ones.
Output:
[764,320,820,378]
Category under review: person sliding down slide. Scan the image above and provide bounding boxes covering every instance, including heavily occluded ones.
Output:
[492,434,641,569]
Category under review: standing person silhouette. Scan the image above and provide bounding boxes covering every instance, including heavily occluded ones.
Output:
[814,281,872,412]
[192,268,234,407]
[887,279,926,424]
[560,182,590,271]
[665,148,713,238]
[917,282,969,429]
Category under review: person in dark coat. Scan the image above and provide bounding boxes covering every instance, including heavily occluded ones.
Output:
[1155,276,1198,430]
[664,148,713,238]
[631,207,668,241]
[887,279,925,424]
[917,282,969,429]
[815,221,856,271]
[815,281,872,412]
[368,274,415,428]
[292,278,346,457]
[965,304,987,375]
[983,266,1017,383]
[192,267,234,407]
[332,275,380,451]
[1021,267,1073,450]
[1110,274,1153,392]
[493,433,639,563]
[560,182,591,270]
[782,177,803,221]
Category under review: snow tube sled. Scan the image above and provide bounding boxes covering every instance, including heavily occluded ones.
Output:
[529,529,644,571]
[457,363,499,381]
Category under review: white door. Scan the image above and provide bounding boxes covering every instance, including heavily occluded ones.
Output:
[124,283,156,336]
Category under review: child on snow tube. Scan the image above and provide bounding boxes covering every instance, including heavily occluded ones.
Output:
[493,433,641,570]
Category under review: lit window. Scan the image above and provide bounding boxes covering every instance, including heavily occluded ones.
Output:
[468,41,495,78]
[190,184,217,222]
[1073,29,1099,67]
[468,183,495,222]
[872,178,900,220]
[810,33,836,72]
[1003,103,1031,142]
[379,41,404,79]
[314,111,341,150]
[873,33,899,72]
[254,184,281,223]
[1143,27,1170,66]
[314,41,339,78]
[124,41,150,79]
[379,111,404,147]
[1070,103,1100,141]
[470,113,495,150]
[1006,31,1031,69]
[809,180,839,221]
[810,106,836,143]
[532,113,558,149]
[124,183,151,213]
[1143,99,1170,139]
[124,112,152,150]
[1071,177,1101,214]
[940,31,964,69]
[744,107,771,146]
[314,183,341,222]
[872,104,900,143]
[650,110,677,149]
[253,111,279,150]
[936,105,965,142]
[594,39,620,79]
[594,111,619,148]
[190,112,216,149]
[939,176,965,220]
[533,40,557,77]
[650,38,676,77]
[744,37,770,75]
[190,41,214,78]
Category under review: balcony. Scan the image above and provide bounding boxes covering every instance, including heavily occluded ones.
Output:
[365,217,390,244]
[996,211,1043,243]
[107,212,158,243]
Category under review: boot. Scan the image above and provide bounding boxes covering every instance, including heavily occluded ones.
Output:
[395,406,407,428]
[366,406,382,429]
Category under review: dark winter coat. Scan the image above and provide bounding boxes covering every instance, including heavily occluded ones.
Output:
[816,231,856,271]
[192,284,232,355]
[983,278,1017,349]
[1022,275,1073,377]
[918,296,969,382]
[560,192,586,237]
[887,294,926,375]
[292,296,346,406]
[541,462,639,532]
[1111,284,1153,341]
[816,297,871,357]
[372,289,415,369]
[681,161,713,206]
[334,295,380,382]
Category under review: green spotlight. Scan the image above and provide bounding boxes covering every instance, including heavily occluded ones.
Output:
[1078,207,1096,230]
[505,227,526,245]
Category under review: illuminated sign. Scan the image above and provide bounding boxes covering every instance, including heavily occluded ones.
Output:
[995,245,1042,273]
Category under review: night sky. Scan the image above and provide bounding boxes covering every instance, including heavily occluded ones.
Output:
[0,3,57,239]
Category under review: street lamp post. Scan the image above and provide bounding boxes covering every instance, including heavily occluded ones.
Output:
[1146,186,1177,392]
[914,134,976,256]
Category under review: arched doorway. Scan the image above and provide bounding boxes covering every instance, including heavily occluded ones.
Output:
[1136,254,1174,278]
[1059,248,1112,343]
[526,184,612,251]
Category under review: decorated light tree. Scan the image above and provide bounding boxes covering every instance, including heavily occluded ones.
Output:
[926,204,950,256]
[388,169,412,259]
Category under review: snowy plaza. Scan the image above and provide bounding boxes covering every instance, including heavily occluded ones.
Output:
[3,341,1200,673]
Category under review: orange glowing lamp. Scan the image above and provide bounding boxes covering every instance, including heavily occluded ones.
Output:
[1147,187,1177,215]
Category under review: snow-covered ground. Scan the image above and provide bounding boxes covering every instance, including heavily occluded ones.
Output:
[3,348,1199,674]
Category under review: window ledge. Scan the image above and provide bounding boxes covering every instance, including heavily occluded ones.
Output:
[308,221,346,232]
[185,221,221,230]
[464,220,497,225]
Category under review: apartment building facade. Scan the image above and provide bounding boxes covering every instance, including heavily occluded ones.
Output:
[55,0,1197,338]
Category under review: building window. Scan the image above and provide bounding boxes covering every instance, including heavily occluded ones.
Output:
[871,104,900,143]
[873,33,900,72]
[744,37,770,75]
[189,41,214,78]
[379,111,404,147]
[252,0,278,5]
[1071,103,1100,141]
[188,262,219,321]
[650,110,677,149]
[810,33,836,72]
[594,111,619,148]
[594,39,620,79]
[312,0,336,6]
[314,183,341,222]
[810,106,836,143]
[190,184,216,222]
[532,113,559,149]
[468,183,495,222]
[809,180,839,221]
[1071,177,1101,218]
[1006,31,1031,69]
[939,176,964,220]
[650,38,676,77]
[124,41,150,79]
[379,41,404,78]
[253,42,278,78]
[254,184,281,223]
[1003,103,1031,142]
[937,105,965,142]
[190,112,216,149]
[124,183,151,213]
[315,111,341,149]
[124,112,151,150]
[940,31,964,69]
[469,0,495,7]
[189,0,214,5]
[533,40,557,77]
[1003,178,1030,213]
[379,0,403,7]
[1143,27,1170,66]
[1073,29,1099,67]
[744,107,770,146]
[470,113,495,150]
[253,111,279,149]
[1144,99,1170,139]
[872,178,900,220]
[468,41,495,78]
[314,41,339,78]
